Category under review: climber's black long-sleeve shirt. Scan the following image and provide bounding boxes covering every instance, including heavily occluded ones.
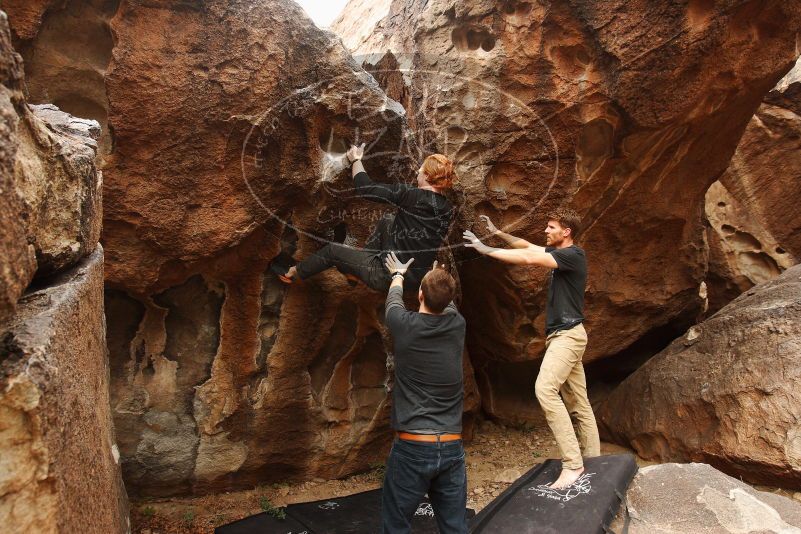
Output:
[354,171,454,286]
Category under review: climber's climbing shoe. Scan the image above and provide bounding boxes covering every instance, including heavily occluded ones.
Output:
[269,255,296,284]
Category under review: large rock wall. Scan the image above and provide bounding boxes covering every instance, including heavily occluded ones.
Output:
[6,0,480,496]
[0,10,35,324]
[0,9,128,530]
[0,248,130,534]
[704,58,801,314]
[7,0,801,497]
[0,9,102,323]
[720,58,801,261]
[598,264,801,489]
[332,0,801,421]
[704,179,794,315]
[99,0,412,293]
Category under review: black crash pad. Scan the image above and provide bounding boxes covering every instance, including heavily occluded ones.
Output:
[469,453,638,534]
[215,510,309,534]
[215,488,475,534]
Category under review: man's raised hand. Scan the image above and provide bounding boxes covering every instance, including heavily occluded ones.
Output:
[346,142,366,163]
[463,230,490,255]
[384,251,414,275]
[479,215,499,236]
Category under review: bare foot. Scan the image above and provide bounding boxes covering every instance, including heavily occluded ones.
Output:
[549,466,584,489]
[286,266,297,279]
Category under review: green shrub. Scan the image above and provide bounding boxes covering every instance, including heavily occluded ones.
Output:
[259,496,286,519]
[183,509,195,525]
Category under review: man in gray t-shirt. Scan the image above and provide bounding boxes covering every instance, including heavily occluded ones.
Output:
[463,208,600,490]
[380,252,468,534]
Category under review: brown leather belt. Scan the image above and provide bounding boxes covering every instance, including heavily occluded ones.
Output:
[397,432,462,442]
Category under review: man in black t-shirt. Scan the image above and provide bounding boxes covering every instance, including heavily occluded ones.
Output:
[271,144,456,293]
[463,208,600,490]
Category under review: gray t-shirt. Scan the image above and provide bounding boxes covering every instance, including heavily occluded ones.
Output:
[385,285,466,433]
[545,245,587,335]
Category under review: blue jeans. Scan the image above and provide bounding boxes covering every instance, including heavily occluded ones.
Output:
[381,438,467,534]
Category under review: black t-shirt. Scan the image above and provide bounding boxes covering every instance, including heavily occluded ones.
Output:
[385,285,465,433]
[545,245,587,335]
[354,171,454,285]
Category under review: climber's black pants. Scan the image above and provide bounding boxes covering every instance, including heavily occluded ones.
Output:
[296,243,391,291]
[296,214,416,291]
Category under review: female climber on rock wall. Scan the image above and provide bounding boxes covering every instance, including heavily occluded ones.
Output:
[270,143,458,293]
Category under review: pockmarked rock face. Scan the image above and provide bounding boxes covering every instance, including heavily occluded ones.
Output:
[9,0,801,497]
[598,264,801,489]
[705,58,801,314]
[0,10,101,323]
[705,57,801,313]
[721,57,801,261]
[704,179,794,316]
[0,247,130,534]
[101,0,415,293]
[332,0,801,420]
[6,0,480,496]
[609,463,801,533]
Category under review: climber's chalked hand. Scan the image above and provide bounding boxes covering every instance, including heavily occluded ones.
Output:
[346,143,366,163]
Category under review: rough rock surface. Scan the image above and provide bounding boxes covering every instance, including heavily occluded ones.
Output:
[704,180,794,315]
[720,57,801,261]
[0,247,130,534]
[331,0,393,53]
[9,0,801,496]
[0,10,34,324]
[0,10,102,322]
[9,0,118,154]
[598,264,801,488]
[0,9,118,529]
[7,0,480,496]
[1,1,59,42]
[20,103,102,275]
[332,0,801,421]
[610,463,801,533]
[705,58,801,314]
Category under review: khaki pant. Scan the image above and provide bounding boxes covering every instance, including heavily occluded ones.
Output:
[534,323,600,470]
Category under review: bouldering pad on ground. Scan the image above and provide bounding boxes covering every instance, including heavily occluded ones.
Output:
[216,455,634,533]
[215,488,474,533]
[469,454,638,534]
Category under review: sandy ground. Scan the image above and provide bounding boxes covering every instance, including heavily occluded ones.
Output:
[130,420,649,534]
